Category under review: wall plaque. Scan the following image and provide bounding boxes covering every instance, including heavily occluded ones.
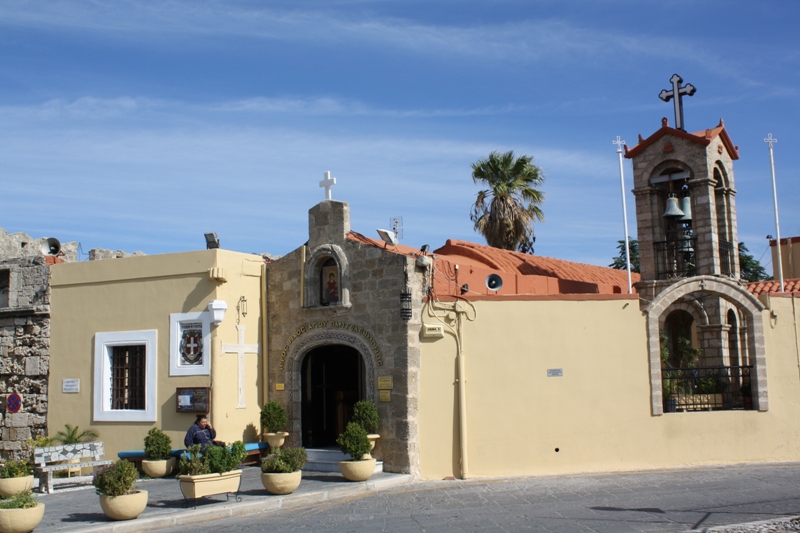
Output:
[379,390,391,402]
[176,387,211,413]
[547,368,563,377]
[275,383,285,391]
[377,376,393,390]
[62,379,80,393]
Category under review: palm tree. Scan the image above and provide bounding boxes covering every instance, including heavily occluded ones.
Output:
[470,151,545,253]
[54,424,99,444]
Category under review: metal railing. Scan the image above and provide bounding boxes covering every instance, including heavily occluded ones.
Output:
[654,238,697,280]
[662,365,753,412]
[719,240,735,277]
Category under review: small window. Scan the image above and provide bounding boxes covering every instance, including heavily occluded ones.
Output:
[320,258,339,306]
[110,345,146,410]
[0,270,9,308]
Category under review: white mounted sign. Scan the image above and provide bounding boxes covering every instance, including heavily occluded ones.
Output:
[547,369,563,377]
[62,379,80,393]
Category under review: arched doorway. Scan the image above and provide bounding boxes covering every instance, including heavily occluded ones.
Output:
[301,344,365,447]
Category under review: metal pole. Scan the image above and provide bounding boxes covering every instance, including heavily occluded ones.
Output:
[765,134,784,292]
[614,136,632,293]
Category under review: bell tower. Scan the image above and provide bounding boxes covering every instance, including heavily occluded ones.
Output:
[624,75,767,415]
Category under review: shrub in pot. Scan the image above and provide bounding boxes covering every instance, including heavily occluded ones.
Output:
[0,460,34,498]
[93,460,148,521]
[142,428,176,478]
[261,401,289,449]
[336,422,376,482]
[0,490,45,533]
[177,442,248,504]
[351,400,380,457]
[260,447,307,495]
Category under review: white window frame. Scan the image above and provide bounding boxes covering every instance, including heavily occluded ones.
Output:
[93,329,157,422]
[169,312,212,376]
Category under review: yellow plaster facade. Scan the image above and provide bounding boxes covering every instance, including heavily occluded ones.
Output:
[48,250,265,459]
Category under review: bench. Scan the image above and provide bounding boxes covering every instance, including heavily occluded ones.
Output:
[117,442,270,468]
[34,442,113,494]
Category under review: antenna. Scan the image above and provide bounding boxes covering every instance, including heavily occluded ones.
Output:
[390,217,403,241]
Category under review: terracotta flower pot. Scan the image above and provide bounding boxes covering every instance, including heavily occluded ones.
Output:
[0,476,34,498]
[338,459,376,482]
[141,458,177,478]
[99,490,148,521]
[260,471,301,495]
[0,503,45,533]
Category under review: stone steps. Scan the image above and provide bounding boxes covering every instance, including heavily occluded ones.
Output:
[304,448,383,474]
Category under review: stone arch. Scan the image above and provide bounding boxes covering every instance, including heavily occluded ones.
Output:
[646,158,694,184]
[282,327,379,441]
[304,244,351,308]
[644,275,766,415]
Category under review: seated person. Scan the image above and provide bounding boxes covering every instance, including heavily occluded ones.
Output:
[184,414,222,451]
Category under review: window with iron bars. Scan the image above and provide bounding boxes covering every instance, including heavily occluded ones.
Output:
[110,345,146,410]
[662,366,753,412]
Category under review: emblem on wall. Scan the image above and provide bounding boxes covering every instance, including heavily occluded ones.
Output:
[179,322,204,366]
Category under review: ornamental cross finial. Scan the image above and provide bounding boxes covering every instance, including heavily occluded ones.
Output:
[659,74,696,131]
[612,135,626,154]
[319,170,336,200]
[764,133,778,148]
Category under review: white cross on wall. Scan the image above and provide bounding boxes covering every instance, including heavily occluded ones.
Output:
[319,171,336,200]
[221,325,260,409]
[186,338,199,354]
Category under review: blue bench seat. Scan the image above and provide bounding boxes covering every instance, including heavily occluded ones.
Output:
[118,442,270,465]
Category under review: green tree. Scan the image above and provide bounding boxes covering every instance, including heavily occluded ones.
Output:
[609,238,640,273]
[54,424,99,444]
[470,150,545,254]
[738,242,770,282]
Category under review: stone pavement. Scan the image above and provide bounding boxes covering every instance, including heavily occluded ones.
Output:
[29,463,800,533]
[32,466,412,533]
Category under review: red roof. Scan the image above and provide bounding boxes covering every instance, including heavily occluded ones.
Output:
[347,232,638,298]
[624,118,739,160]
[747,278,800,296]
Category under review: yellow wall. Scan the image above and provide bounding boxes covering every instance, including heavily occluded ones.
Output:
[49,250,264,459]
[419,296,800,479]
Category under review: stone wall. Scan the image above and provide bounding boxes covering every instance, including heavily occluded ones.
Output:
[0,227,78,263]
[0,257,51,460]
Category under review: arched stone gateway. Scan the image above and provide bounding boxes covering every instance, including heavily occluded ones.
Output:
[644,276,766,415]
[282,327,379,443]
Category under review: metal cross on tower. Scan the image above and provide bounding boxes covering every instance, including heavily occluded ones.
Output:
[659,74,696,131]
[319,171,336,200]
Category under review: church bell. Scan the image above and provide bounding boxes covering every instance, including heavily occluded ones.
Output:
[678,194,692,223]
[663,194,685,218]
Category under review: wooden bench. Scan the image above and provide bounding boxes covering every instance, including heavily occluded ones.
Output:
[34,442,113,494]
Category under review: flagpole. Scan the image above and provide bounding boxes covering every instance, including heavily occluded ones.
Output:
[613,136,632,293]
[765,133,784,292]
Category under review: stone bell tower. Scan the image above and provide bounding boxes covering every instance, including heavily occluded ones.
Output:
[624,76,766,414]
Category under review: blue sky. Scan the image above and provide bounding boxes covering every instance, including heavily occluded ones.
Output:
[1,1,798,270]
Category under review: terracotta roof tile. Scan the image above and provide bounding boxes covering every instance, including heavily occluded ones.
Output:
[747,278,800,295]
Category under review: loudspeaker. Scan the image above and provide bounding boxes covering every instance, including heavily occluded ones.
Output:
[41,238,61,256]
[485,273,503,291]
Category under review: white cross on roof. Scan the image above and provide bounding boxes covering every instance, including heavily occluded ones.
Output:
[319,171,336,200]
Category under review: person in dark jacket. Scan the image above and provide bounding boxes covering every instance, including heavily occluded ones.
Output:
[184,415,219,451]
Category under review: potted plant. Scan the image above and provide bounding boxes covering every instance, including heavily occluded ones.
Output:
[261,401,289,449]
[336,422,376,482]
[260,447,307,495]
[142,428,176,478]
[0,461,33,498]
[351,400,380,458]
[0,491,45,533]
[177,442,247,505]
[662,378,677,413]
[93,460,148,521]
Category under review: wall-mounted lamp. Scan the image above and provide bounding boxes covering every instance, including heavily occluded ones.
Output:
[237,296,248,318]
[460,284,469,295]
[208,300,228,326]
[400,288,412,321]
[205,232,220,249]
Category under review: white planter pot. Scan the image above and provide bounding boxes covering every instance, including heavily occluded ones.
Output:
[338,459,376,482]
[260,470,302,495]
[141,458,177,478]
[363,434,380,459]
[0,503,45,533]
[99,490,148,521]
[178,470,242,501]
[0,476,34,498]
[265,432,289,449]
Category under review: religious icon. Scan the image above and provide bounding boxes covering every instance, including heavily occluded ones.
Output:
[321,264,339,306]
[179,322,204,365]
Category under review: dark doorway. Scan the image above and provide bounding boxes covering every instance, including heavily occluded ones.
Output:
[301,345,365,447]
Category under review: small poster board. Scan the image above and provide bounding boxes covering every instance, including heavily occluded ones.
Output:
[62,379,80,393]
[175,387,211,413]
